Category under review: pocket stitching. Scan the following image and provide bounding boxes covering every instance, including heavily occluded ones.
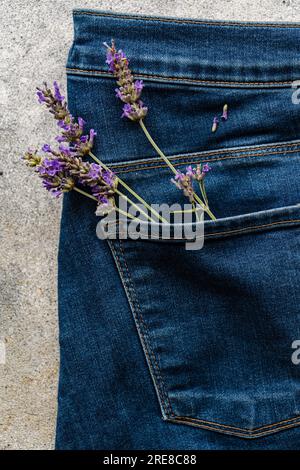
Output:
[114,147,300,174]
[110,237,300,438]
[108,239,175,418]
[110,139,300,170]
[168,416,300,438]
[106,218,300,241]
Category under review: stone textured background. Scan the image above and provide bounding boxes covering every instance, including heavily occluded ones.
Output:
[1,0,299,450]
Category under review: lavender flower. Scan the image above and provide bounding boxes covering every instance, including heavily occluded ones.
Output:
[187,163,212,181]
[22,146,117,208]
[171,171,195,203]
[202,163,212,174]
[53,81,65,103]
[41,176,75,198]
[22,150,74,198]
[104,40,148,121]
[42,144,52,153]
[36,82,68,120]
[78,162,117,204]
[37,82,96,157]
[171,163,212,202]
[121,103,148,121]
[38,158,65,176]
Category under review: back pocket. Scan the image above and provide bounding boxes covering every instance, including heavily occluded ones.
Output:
[107,204,300,438]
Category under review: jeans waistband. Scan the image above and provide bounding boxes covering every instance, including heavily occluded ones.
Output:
[68,9,300,87]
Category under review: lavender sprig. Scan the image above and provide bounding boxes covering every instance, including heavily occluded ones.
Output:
[104,40,148,121]
[172,164,211,201]
[22,148,117,207]
[171,163,214,220]
[36,82,96,157]
[104,41,216,220]
[22,150,75,198]
[33,81,165,223]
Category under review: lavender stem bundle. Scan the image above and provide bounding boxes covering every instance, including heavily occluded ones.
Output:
[24,81,167,224]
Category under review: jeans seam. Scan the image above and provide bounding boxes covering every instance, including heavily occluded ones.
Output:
[106,219,300,241]
[112,147,300,174]
[66,67,293,86]
[174,414,300,433]
[108,239,174,418]
[73,10,300,29]
[108,237,300,437]
[109,140,300,170]
[168,416,300,438]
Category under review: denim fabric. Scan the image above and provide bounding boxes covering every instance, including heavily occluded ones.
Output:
[56,9,300,449]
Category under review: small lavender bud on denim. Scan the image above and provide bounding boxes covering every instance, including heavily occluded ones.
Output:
[78,160,117,204]
[212,116,219,133]
[189,163,212,181]
[87,163,103,180]
[221,104,228,121]
[202,163,212,174]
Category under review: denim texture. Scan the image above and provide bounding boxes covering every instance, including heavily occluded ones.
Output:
[56,9,300,449]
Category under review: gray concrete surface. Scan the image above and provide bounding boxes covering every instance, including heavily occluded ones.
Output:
[1,0,300,450]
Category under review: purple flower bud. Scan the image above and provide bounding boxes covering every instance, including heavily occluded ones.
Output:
[102,170,115,186]
[42,144,52,153]
[57,120,71,131]
[87,163,103,180]
[202,163,212,173]
[59,144,72,156]
[89,129,97,141]
[121,102,148,121]
[174,171,184,181]
[78,117,86,129]
[55,135,66,143]
[185,165,195,178]
[53,81,65,103]
[38,158,64,177]
[36,91,46,103]
[172,170,195,203]
[212,116,219,133]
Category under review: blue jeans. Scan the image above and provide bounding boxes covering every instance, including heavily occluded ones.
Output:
[56,9,300,449]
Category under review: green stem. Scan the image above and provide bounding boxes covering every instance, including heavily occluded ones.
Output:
[171,208,202,214]
[139,120,177,174]
[193,202,201,222]
[199,180,208,206]
[74,186,98,201]
[114,207,141,221]
[73,187,143,223]
[115,188,155,223]
[89,151,167,224]
[139,120,216,221]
